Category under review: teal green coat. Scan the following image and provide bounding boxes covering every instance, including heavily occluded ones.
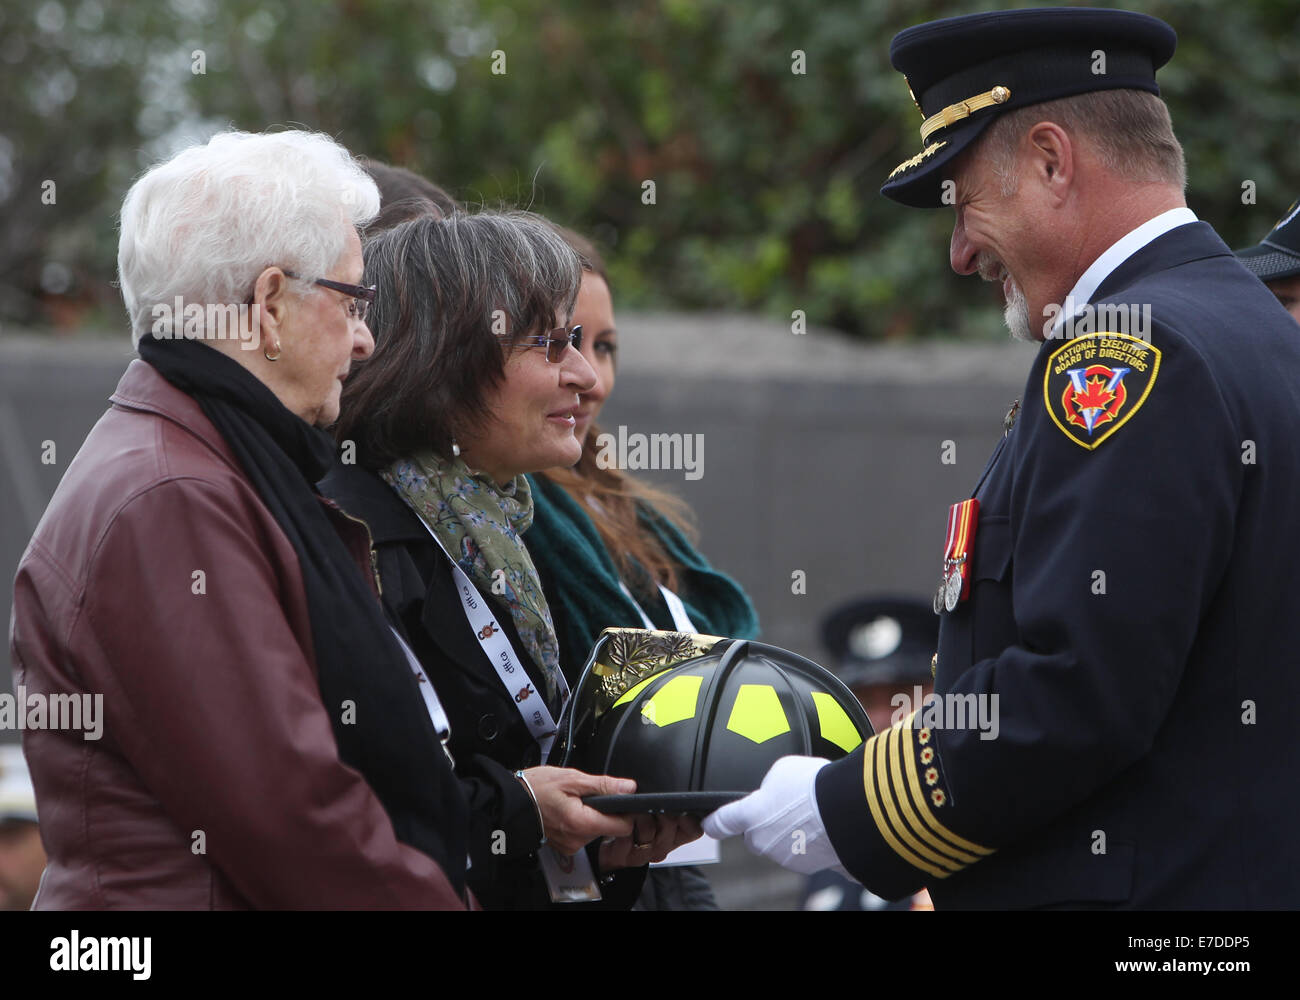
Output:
[525,474,758,684]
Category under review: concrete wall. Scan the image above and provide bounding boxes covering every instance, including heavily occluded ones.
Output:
[0,317,1034,907]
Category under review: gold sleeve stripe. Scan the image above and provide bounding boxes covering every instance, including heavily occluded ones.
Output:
[861,728,952,880]
[901,715,995,857]
[875,727,965,872]
[884,723,983,868]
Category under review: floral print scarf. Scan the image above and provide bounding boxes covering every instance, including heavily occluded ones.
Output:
[382,450,564,713]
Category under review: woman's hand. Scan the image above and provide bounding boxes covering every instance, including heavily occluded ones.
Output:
[597,812,704,871]
[519,766,637,857]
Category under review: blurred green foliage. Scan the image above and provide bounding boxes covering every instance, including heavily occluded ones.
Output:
[2,0,1297,340]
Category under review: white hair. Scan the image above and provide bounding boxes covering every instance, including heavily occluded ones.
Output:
[117,129,380,347]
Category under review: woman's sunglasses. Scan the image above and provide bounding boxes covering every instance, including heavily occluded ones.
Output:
[510,324,583,363]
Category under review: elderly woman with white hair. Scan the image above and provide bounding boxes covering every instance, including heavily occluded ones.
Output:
[9,129,471,909]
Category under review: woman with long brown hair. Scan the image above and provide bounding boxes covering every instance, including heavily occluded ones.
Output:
[526,227,759,910]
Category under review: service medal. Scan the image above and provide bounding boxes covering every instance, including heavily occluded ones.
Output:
[938,498,980,612]
[944,569,963,612]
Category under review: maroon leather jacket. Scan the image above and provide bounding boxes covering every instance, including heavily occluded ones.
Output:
[9,360,469,909]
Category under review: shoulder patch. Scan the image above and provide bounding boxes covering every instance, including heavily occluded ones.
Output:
[1043,332,1161,450]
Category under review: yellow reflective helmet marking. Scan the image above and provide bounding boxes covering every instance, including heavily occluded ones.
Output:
[639,674,704,727]
[612,671,664,710]
[725,684,792,744]
[812,691,863,753]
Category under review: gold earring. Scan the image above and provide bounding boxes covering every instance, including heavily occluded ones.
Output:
[264,341,281,362]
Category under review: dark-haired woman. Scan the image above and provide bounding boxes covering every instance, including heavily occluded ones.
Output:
[526,228,760,910]
[321,210,700,909]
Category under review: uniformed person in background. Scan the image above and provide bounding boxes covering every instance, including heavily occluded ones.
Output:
[706,6,1300,909]
[1235,197,1300,324]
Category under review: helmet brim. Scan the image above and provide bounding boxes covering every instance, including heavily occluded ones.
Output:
[581,790,746,815]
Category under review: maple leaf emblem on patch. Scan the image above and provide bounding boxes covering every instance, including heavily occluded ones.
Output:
[1063,364,1130,434]
[1074,376,1113,410]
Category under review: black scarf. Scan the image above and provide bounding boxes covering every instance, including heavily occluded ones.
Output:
[138,335,467,892]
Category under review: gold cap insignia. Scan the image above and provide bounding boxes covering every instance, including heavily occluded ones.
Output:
[904,76,923,116]
[919,85,1012,144]
[888,140,948,180]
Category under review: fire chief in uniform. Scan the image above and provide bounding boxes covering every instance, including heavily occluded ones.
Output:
[705,7,1300,908]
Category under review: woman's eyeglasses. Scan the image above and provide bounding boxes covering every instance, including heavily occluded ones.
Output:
[281,269,377,323]
[510,324,583,363]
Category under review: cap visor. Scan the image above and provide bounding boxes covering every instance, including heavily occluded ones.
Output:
[880,117,991,208]
[1234,242,1300,282]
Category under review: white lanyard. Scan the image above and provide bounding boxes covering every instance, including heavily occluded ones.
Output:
[403,509,567,758]
[618,581,698,634]
[395,496,601,900]
[387,625,455,765]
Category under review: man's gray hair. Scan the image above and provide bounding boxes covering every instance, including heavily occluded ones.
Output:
[117,129,380,347]
[980,89,1186,195]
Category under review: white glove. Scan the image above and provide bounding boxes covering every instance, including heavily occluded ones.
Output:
[703,755,850,877]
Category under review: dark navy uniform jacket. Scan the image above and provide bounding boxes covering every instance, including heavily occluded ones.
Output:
[818,221,1300,908]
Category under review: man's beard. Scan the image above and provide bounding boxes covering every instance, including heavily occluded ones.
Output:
[1003,280,1034,343]
[978,253,1035,343]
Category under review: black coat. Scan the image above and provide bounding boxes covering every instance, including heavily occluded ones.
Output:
[319,461,644,909]
[818,220,1300,908]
